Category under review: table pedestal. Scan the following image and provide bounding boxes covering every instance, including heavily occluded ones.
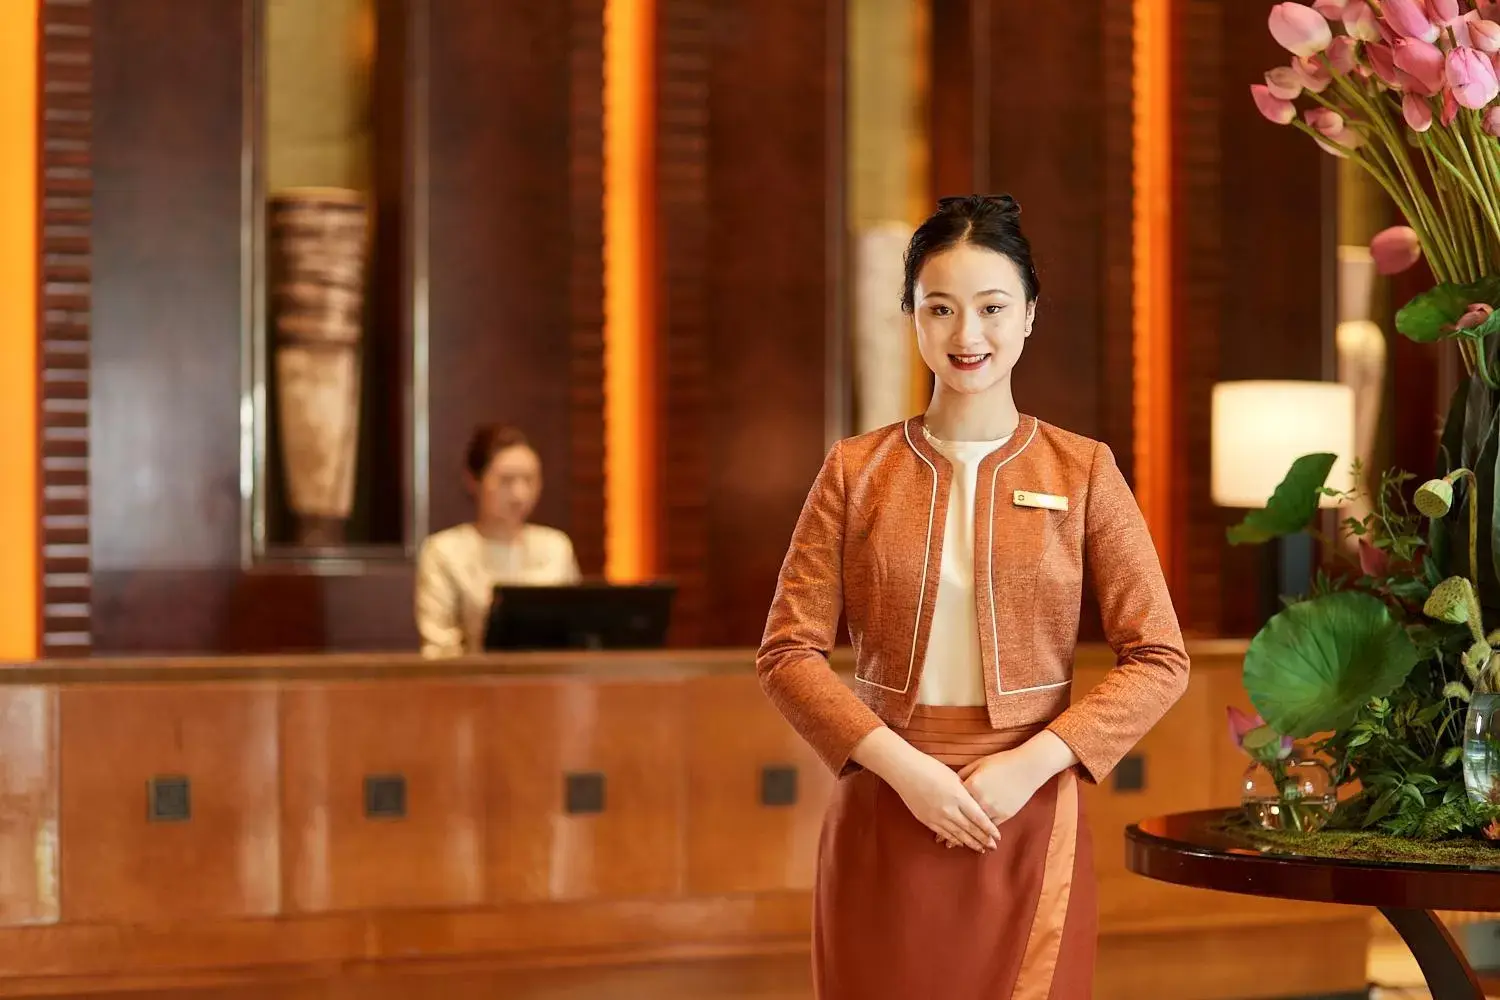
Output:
[1379,908,1485,1000]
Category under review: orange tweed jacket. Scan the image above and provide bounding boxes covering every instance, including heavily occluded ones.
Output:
[756,413,1189,782]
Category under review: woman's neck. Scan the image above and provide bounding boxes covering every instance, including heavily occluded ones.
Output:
[474,519,524,544]
[923,383,1019,442]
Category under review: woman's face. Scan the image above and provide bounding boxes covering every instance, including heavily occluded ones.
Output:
[470,444,542,528]
[912,243,1034,398]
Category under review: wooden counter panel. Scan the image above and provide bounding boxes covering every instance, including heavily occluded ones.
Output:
[488,679,686,902]
[58,685,280,923]
[280,682,487,913]
[0,688,57,928]
[684,675,830,895]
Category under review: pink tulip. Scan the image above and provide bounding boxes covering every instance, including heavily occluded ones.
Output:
[1294,53,1334,92]
[1266,66,1304,99]
[1269,2,1334,55]
[1443,86,1461,124]
[1227,706,1261,747]
[1448,47,1500,108]
[1368,42,1402,86]
[1329,35,1361,73]
[1226,706,1294,758]
[1383,0,1440,40]
[1313,0,1347,16]
[1484,105,1500,135]
[1456,302,1496,332]
[1395,37,1447,94]
[1306,107,1364,154]
[1472,18,1500,53]
[1251,83,1297,124]
[1431,0,1462,25]
[1370,225,1423,274]
[1404,92,1435,130]
[1343,0,1382,40]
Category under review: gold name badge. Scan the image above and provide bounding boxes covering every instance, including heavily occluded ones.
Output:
[1013,490,1069,512]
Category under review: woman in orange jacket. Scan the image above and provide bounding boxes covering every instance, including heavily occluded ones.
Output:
[757,194,1189,999]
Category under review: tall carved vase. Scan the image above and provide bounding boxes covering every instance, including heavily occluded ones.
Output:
[267,187,369,547]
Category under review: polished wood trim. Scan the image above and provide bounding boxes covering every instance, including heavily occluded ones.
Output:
[37,0,93,657]
[0,639,1251,684]
[1127,809,1500,911]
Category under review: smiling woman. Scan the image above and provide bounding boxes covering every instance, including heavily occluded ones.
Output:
[0,0,37,660]
[756,194,1190,999]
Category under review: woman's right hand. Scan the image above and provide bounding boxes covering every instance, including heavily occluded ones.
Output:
[886,751,1001,852]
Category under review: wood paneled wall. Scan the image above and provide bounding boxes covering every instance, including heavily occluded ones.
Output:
[82,0,606,653]
[654,0,846,647]
[37,0,94,657]
[1171,1,1331,637]
[928,0,1136,473]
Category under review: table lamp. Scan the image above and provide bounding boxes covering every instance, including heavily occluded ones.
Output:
[1211,380,1356,615]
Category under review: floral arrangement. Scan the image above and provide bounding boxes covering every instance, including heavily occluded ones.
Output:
[1233,0,1500,840]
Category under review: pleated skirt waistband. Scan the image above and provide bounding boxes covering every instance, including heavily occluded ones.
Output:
[891,705,1045,766]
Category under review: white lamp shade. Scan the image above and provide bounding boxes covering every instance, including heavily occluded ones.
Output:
[1211,380,1356,509]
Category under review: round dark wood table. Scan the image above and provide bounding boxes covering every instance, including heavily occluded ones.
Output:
[1126,810,1500,1000]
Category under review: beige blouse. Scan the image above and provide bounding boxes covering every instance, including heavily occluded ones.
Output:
[414,522,581,657]
[918,426,1012,706]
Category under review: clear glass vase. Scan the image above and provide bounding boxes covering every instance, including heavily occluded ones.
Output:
[1241,753,1336,833]
[1463,692,1500,806]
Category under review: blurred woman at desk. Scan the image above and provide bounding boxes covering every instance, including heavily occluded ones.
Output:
[415,424,580,657]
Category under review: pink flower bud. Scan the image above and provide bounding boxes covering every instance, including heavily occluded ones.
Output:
[1266,66,1304,99]
[1395,37,1447,94]
[1313,0,1347,16]
[1226,706,1261,749]
[1368,42,1402,86]
[1404,92,1435,130]
[1443,86,1461,125]
[1472,17,1500,53]
[1269,2,1335,56]
[1485,105,1500,135]
[1305,107,1364,155]
[1343,0,1383,40]
[1329,35,1361,73]
[1370,226,1423,274]
[1431,0,1462,25]
[1251,83,1298,124]
[1456,302,1495,331]
[1383,0,1440,41]
[1448,47,1500,108]
[1294,53,1334,92]
[1358,539,1391,578]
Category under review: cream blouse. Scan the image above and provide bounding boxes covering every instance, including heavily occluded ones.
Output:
[414,522,581,658]
[917,426,1012,706]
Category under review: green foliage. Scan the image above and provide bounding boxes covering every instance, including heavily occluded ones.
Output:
[1243,591,1419,738]
[1395,278,1500,344]
[1226,452,1338,545]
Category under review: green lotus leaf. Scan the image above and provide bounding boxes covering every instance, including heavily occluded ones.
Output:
[1226,453,1338,546]
[1243,590,1420,738]
[1396,278,1500,344]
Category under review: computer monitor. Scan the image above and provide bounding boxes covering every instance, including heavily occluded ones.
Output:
[483,582,676,651]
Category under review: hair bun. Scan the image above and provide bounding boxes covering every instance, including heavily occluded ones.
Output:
[936,193,1021,220]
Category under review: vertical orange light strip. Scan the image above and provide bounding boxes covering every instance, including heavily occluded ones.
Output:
[0,1,39,659]
[604,0,657,582]
[1133,0,1173,563]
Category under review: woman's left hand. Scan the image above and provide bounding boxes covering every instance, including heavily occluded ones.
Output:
[934,733,1078,848]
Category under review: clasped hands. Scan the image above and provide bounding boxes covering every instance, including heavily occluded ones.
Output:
[889,732,1075,853]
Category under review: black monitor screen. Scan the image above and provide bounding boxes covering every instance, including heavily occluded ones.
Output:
[483,582,676,651]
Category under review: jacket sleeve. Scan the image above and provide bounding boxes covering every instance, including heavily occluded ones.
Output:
[1045,442,1190,782]
[757,440,887,775]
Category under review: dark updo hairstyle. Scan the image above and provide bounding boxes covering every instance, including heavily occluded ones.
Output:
[464,423,532,479]
[900,194,1040,314]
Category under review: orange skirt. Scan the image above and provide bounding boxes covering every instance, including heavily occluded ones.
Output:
[814,706,1096,999]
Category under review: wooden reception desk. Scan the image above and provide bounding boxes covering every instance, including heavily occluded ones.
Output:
[0,643,1368,999]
